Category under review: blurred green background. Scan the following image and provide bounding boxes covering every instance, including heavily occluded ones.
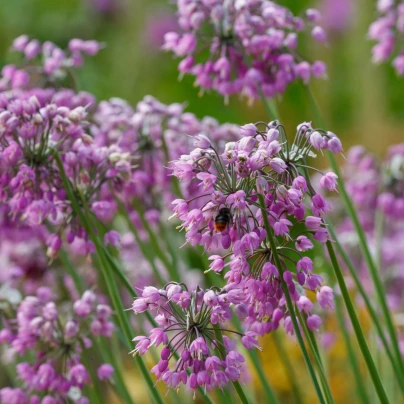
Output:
[0,0,402,159]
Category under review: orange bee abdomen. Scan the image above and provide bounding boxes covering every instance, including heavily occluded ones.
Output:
[214,221,227,232]
[214,207,232,233]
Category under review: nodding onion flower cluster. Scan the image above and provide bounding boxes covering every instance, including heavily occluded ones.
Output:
[131,283,255,394]
[0,37,135,257]
[92,95,240,218]
[337,144,404,313]
[0,288,114,404]
[0,35,240,260]
[164,0,327,101]
[0,213,50,294]
[0,86,132,257]
[2,35,103,87]
[368,0,404,75]
[169,121,341,335]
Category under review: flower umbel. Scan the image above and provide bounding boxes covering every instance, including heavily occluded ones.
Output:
[131,283,257,393]
[164,1,327,101]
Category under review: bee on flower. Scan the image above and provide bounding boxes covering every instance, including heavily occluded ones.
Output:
[169,120,341,335]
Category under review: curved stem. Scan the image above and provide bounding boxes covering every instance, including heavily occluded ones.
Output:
[258,89,278,120]
[213,324,251,404]
[55,154,164,404]
[334,296,369,404]
[326,241,389,403]
[327,222,404,391]
[257,194,326,404]
[295,310,335,404]
[231,314,279,404]
[56,154,214,404]
[60,244,137,404]
[272,332,304,404]
[233,381,251,404]
[305,85,404,380]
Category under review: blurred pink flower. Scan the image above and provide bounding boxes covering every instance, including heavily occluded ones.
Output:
[144,11,178,49]
[321,0,355,32]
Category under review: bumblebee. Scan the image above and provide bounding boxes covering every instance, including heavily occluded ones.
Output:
[214,207,232,232]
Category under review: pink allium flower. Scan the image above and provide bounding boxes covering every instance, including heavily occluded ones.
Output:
[0,288,114,402]
[368,1,404,75]
[164,1,327,100]
[131,283,251,393]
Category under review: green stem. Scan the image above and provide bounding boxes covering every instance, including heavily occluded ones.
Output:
[97,338,136,404]
[54,153,164,404]
[258,89,278,120]
[233,381,251,404]
[59,248,84,292]
[58,248,135,404]
[81,346,104,404]
[115,197,165,285]
[327,222,404,390]
[56,154,213,404]
[326,241,389,403]
[248,350,278,403]
[85,221,164,404]
[231,315,278,403]
[375,208,384,269]
[334,296,369,404]
[213,324,251,404]
[99,241,230,402]
[132,199,179,282]
[272,332,303,404]
[257,194,326,404]
[295,311,335,404]
[305,86,404,378]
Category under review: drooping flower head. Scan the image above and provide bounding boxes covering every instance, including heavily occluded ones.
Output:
[3,35,103,87]
[92,95,240,221]
[170,120,341,335]
[368,1,404,75]
[164,1,327,101]
[0,37,133,256]
[336,144,404,313]
[170,120,341,251]
[131,283,256,393]
[0,288,114,402]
